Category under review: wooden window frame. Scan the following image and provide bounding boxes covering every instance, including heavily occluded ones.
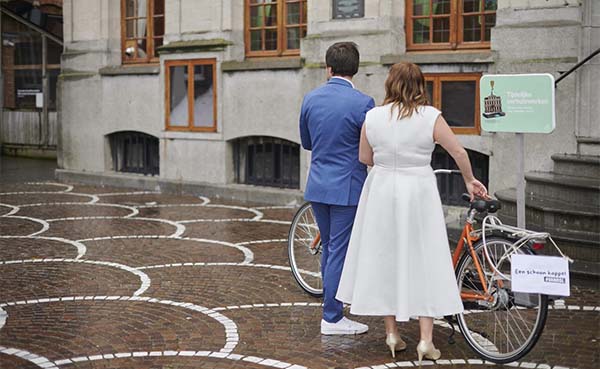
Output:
[165,59,218,133]
[426,73,481,135]
[406,0,495,51]
[244,0,307,58]
[121,0,164,65]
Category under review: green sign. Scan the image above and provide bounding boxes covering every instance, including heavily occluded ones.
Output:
[480,74,555,133]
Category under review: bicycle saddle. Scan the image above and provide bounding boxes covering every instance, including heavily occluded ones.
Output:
[461,193,502,213]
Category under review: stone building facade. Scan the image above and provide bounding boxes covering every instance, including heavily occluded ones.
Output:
[56,0,598,206]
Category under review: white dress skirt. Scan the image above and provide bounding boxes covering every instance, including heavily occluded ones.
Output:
[336,104,464,321]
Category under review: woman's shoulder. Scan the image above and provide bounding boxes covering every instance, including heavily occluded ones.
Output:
[416,105,441,115]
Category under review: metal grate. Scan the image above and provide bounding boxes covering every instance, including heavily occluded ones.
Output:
[234,136,300,189]
[109,131,159,176]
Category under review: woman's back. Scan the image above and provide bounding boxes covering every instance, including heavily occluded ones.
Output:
[365,104,440,169]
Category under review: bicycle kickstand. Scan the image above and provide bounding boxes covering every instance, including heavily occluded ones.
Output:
[443,315,456,344]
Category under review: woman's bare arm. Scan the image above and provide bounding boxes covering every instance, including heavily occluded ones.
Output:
[359,124,374,166]
[433,115,488,200]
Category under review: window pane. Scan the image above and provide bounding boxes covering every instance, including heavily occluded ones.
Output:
[287,2,300,25]
[125,0,136,17]
[413,0,430,16]
[250,30,262,51]
[413,18,430,44]
[463,0,481,13]
[484,0,498,11]
[136,38,148,58]
[441,80,476,127]
[250,6,263,27]
[126,19,135,37]
[136,0,148,18]
[426,81,434,103]
[264,4,277,26]
[433,0,451,15]
[136,18,148,39]
[48,39,62,65]
[154,16,165,38]
[265,29,278,50]
[169,65,189,126]
[153,0,165,15]
[463,15,482,42]
[432,17,450,43]
[193,64,215,128]
[154,37,164,50]
[287,27,300,50]
[485,14,496,41]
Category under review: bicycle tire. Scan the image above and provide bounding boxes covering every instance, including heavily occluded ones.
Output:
[288,202,323,297]
[455,237,548,364]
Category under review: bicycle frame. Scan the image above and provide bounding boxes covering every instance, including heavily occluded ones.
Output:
[451,209,493,302]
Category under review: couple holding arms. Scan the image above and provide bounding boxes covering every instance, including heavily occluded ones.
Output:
[299,42,488,362]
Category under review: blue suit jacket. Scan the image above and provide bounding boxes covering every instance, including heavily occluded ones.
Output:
[299,78,375,206]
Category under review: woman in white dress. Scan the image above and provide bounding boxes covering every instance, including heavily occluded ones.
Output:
[336,62,488,363]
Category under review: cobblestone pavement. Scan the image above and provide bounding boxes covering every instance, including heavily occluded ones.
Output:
[0,181,598,369]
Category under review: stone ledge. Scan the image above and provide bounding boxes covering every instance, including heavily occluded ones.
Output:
[58,70,97,81]
[222,57,303,72]
[99,65,160,76]
[55,169,304,206]
[381,51,497,65]
[157,39,233,54]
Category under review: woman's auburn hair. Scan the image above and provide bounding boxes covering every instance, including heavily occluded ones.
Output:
[383,62,430,120]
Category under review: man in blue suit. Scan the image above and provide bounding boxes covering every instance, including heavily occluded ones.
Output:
[299,42,375,335]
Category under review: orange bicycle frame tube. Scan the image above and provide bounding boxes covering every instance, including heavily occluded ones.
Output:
[453,223,491,300]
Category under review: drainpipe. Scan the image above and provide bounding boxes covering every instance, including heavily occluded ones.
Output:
[42,34,49,148]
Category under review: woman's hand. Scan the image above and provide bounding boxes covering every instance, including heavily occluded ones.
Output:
[466,179,489,201]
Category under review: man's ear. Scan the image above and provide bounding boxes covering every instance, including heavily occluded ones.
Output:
[326,66,333,79]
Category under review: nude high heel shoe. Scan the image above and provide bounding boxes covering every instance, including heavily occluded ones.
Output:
[416,340,441,364]
[385,333,407,358]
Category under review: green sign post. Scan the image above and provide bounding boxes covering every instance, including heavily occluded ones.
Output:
[480,74,556,228]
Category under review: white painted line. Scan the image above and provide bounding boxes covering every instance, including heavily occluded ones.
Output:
[0,346,58,368]
[0,203,20,216]
[0,236,87,259]
[1,296,239,354]
[0,259,150,296]
[1,215,50,237]
[96,191,161,197]
[0,306,6,331]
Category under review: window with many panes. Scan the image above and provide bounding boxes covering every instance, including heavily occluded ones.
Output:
[407,0,497,51]
[121,0,164,64]
[165,59,217,132]
[425,73,481,135]
[245,0,307,57]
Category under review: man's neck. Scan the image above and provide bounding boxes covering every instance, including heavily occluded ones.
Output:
[331,76,355,89]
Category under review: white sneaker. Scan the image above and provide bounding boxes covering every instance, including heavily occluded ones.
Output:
[320,317,369,335]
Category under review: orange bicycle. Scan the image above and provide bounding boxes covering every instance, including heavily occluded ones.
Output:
[288,169,558,363]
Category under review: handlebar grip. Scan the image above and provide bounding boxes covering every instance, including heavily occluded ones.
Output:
[461,193,471,202]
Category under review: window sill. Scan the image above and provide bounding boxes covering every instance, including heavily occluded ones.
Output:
[162,131,223,141]
[381,51,497,65]
[99,65,160,76]
[157,39,233,55]
[222,57,303,72]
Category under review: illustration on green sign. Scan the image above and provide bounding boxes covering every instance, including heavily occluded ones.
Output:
[483,80,506,118]
[480,74,555,134]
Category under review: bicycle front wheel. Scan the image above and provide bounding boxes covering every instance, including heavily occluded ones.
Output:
[287,202,323,297]
[455,237,548,364]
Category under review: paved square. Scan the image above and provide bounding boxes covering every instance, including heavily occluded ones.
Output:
[0,182,598,369]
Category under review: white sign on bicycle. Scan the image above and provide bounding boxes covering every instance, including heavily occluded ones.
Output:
[511,254,570,296]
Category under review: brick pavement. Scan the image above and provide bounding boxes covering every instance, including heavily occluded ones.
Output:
[0,181,598,369]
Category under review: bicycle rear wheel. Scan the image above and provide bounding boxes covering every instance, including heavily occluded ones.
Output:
[288,202,323,297]
[455,237,548,364]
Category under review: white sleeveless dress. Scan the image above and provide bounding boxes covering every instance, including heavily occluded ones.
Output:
[336,104,463,321]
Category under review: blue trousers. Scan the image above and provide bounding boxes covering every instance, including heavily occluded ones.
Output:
[311,202,358,323]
